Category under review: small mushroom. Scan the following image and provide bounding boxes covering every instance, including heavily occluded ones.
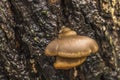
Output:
[45,26,99,69]
[58,26,77,38]
[48,0,60,4]
[54,57,86,69]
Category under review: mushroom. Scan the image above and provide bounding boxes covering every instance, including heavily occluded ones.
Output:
[48,0,60,4]
[45,26,99,69]
[54,57,86,69]
[58,26,77,38]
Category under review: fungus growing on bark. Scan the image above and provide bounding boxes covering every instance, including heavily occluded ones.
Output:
[48,0,60,4]
[54,57,86,69]
[45,26,99,69]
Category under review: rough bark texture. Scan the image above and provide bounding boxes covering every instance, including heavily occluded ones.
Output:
[0,0,120,80]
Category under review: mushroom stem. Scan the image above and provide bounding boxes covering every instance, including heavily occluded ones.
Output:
[73,67,78,79]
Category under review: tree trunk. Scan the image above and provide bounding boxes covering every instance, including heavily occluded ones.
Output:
[0,0,120,80]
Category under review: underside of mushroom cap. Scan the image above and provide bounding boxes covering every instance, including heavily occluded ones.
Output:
[54,57,86,69]
[57,49,91,58]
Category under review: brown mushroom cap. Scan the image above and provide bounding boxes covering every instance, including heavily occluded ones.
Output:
[48,0,60,4]
[54,57,86,69]
[58,27,77,38]
[59,26,71,33]
[45,36,98,58]
[45,39,59,56]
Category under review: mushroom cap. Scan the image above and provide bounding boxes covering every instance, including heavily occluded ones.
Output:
[59,26,71,33]
[45,36,98,58]
[54,56,86,69]
[48,0,60,4]
[58,31,77,38]
[45,39,59,56]
[58,27,77,38]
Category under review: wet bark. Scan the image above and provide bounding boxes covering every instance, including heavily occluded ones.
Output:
[0,0,120,80]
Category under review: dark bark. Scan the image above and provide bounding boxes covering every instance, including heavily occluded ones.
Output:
[0,0,120,80]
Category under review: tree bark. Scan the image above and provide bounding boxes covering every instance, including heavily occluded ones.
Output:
[0,0,120,80]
